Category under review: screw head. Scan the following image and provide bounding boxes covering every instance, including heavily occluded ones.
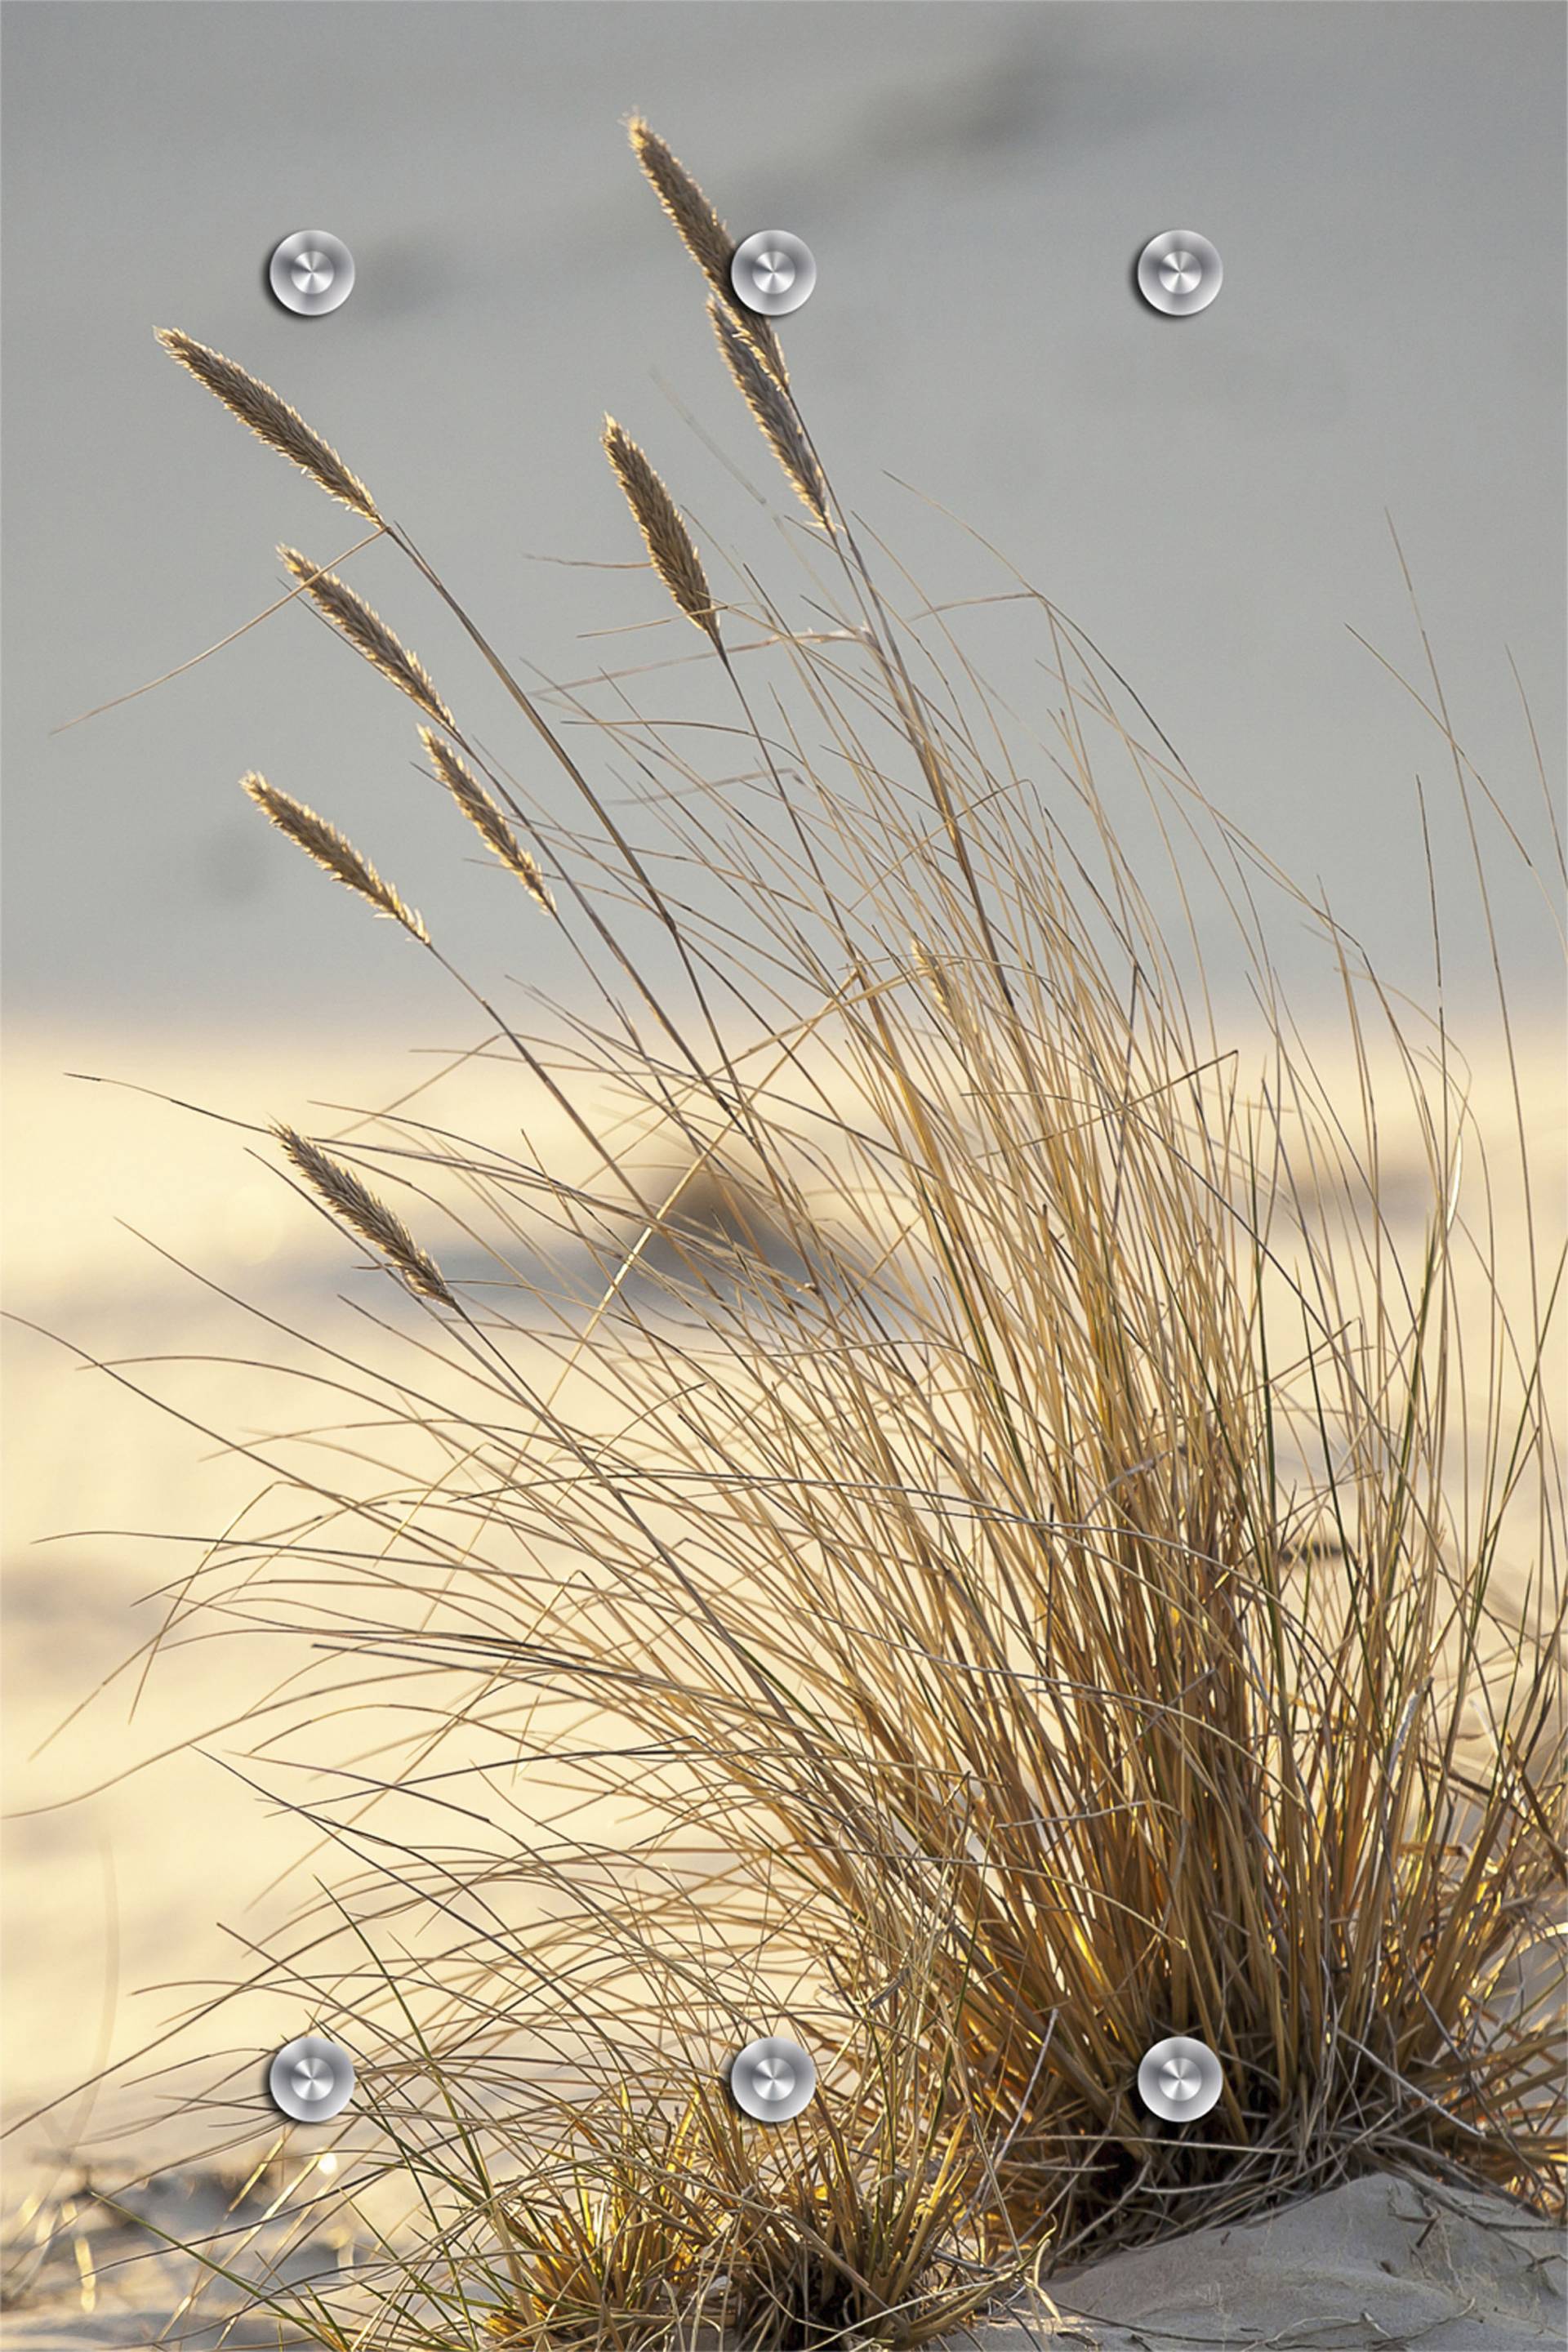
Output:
[268,2034,356,2122]
[1136,230,1223,317]
[269,230,355,317]
[1137,2034,1224,2122]
[727,2034,817,2123]
[731,230,817,318]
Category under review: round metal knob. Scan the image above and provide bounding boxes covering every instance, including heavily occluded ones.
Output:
[1137,2034,1224,2121]
[728,2034,817,2122]
[731,231,816,318]
[1136,231,1223,317]
[269,231,355,317]
[268,2034,356,2121]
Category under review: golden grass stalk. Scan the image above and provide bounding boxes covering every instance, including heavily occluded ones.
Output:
[626,116,788,385]
[602,421,723,650]
[240,770,429,942]
[281,547,453,726]
[708,298,831,528]
[272,1122,456,1305]
[155,328,381,522]
[420,728,555,911]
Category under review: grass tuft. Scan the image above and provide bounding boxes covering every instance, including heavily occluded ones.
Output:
[98,117,1566,2352]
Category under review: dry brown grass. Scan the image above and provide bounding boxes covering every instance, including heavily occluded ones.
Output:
[487,2061,997,2352]
[88,113,1568,2352]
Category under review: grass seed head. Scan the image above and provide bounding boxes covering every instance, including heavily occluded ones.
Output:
[156,328,381,521]
[708,299,831,528]
[602,421,723,650]
[241,771,430,942]
[281,547,453,727]
[626,116,790,385]
[419,729,556,912]
[272,1123,457,1305]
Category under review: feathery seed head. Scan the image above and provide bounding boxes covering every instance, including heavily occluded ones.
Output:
[156,329,381,521]
[272,1123,456,1305]
[707,300,830,528]
[602,420,723,650]
[418,729,556,913]
[241,771,430,942]
[626,118,789,385]
[280,547,453,728]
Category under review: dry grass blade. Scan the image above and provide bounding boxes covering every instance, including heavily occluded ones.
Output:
[271,1122,457,1305]
[709,298,831,528]
[240,770,429,942]
[626,115,788,385]
[602,421,723,650]
[155,328,381,522]
[419,728,556,912]
[281,547,452,726]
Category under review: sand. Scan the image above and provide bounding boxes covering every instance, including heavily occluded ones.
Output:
[1027,2171,1567,2349]
[3,2167,1562,2350]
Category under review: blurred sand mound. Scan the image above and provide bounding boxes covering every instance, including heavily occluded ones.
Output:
[993,2171,1566,2350]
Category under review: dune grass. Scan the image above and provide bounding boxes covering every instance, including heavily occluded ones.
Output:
[36,116,1563,2350]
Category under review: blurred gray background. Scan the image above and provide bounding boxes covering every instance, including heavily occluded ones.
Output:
[3,0,1564,1024]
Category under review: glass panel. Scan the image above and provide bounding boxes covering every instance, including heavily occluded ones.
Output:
[5,7,1563,2345]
